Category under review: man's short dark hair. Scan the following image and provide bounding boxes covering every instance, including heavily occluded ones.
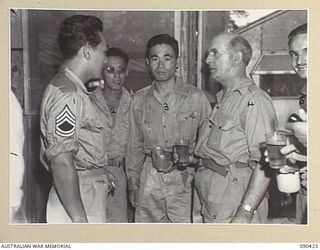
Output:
[59,15,103,59]
[229,35,252,66]
[145,34,179,59]
[288,23,307,46]
[106,47,129,66]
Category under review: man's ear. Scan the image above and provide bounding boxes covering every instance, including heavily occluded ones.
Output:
[233,51,243,65]
[145,58,150,66]
[82,43,91,60]
[176,57,180,70]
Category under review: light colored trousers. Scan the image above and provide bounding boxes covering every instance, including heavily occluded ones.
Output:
[46,168,109,223]
[195,166,268,223]
[106,163,128,222]
[135,157,193,223]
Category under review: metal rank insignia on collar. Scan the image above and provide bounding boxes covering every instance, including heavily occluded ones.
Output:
[55,105,76,137]
[110,107,117,114]
[247,101,254,107]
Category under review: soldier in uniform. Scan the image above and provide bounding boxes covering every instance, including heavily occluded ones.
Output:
[281,23,308,224]
[40,15,110,223]
[126,34,211,222]
[91,47,132,222]
[194,33,278,223]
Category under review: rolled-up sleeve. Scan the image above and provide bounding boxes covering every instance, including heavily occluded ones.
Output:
[42,90,80,162]
[243,93,278,163]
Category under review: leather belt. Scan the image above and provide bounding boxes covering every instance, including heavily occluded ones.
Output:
[202,159,248,177]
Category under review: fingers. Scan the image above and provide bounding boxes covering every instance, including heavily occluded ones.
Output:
[299,108,307,122]
[280,144,297,155]
[301,179,307,188]
[300,166,307,172]
[173,152,179,164]
[134,191,138,208]
[129,190,138,208]
[286,152,307,162]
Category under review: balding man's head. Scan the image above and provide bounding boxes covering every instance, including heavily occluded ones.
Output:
[212,33,252,65]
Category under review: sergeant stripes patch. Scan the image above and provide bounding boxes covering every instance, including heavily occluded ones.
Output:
[55,105,76,137]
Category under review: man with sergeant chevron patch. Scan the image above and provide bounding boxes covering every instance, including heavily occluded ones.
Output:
[40,15,110,223]
[55,105,76,137]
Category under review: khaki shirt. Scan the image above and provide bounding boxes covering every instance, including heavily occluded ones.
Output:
[90,87,132,161]
[126,77,212,183]
[40,65,108,171]
[195,80,278,166]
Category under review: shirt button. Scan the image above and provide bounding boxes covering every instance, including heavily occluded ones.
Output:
[163,125,166,128]
[219,125,222,129]
[165,140,168,143]
[216,106,219,109]
[233,177,238,183]
[209,125,212,128]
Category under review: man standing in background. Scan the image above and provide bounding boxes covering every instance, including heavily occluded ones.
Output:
[91,47,132,222]
[40,15,110,223]
[281,23,308,224]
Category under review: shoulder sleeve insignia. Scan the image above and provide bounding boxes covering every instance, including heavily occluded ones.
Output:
[55,105,76,137]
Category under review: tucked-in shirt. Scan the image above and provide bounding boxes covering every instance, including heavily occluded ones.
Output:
[40,65,108,170]
[90,87,132,160]
[195,80,278,166]
[126,77,212,182]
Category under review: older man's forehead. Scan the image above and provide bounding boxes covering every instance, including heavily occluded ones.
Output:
[209,34,233,51]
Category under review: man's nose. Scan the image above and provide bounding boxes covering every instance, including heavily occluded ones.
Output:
[297,53,307,65]
[158,59,165,67]
[205,53,213,65]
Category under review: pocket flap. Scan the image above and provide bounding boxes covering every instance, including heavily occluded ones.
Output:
[177,111,198,121]
[82,119,103,132]
[211,113,237,131]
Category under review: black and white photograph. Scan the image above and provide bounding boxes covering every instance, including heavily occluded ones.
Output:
[3,0,319,243]
[9,8,308,225]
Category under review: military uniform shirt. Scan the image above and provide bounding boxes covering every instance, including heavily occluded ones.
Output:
[126,77,211,187]
[90,87,132,160]
[195,80,277,166]
[40,65,108,171]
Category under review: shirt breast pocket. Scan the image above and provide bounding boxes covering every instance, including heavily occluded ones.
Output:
[82,119,104,133]
[176,111,198,140]
[207,114,238,154]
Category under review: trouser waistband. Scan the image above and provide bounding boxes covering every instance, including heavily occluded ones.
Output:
[202,159,248,177]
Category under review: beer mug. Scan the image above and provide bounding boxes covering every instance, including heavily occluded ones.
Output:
[151,146,173,172]
[174,139,190,167]
[265,131,290,169]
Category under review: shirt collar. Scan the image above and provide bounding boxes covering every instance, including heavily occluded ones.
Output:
[59,64,89,95]
[146,76,189,98]
[216,79,254,102]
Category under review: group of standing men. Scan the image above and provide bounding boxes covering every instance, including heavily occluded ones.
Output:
[39,14,307,223]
